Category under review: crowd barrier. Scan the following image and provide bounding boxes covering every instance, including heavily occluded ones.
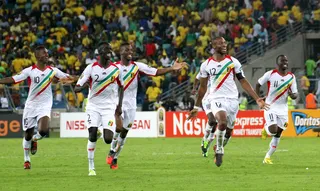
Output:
[1,109,317,138]
[60,108,320,138]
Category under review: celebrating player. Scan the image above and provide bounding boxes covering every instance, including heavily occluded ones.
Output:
[256,55,298,164]
[107,42,186,169]
[188,37,269,167]
[191,73,217,157]
[74,42,124,176]
[0,46,73,169]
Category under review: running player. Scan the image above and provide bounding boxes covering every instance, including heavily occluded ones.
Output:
[107,42,186,169]
[188,37,268,167]
[0,46,73,169]
[74,42,124,176]
[192,73,217,157]
[256,55,298,164]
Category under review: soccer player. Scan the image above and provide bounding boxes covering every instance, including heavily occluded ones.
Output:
[74,42,124,176]
[256,55,298,164]
[0,46,73,169]
[192,73,217,157]
[107,42,186,169]
[188,37,268,167]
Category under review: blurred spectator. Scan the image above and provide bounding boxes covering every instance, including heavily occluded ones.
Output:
[305,89,317,109]
[300,74,310,96]
[305,57,317,91]
[163,95,181,111]
[0,87,8,108]
[153,96,163,111]
[239,92,249,111]
[146,82,162,103]
[182,91,194,111]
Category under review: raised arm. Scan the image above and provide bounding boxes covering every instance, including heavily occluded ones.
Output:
[155,58,186,76]
[1,67,31,84]
[74,65,91,92]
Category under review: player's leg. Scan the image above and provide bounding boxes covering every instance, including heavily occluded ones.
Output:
[86,110,100,176]
[263,115,287,164]
[110,109,135,169]
[22,113,37,169]
[213,109,227,167]
[107,113,123,164]
[202,112,217,157]
[30,109,51,155]
[223,104,238,147]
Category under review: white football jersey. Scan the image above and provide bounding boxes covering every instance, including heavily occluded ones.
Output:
[76,62,123,110]
[199,55,244,100]
[196,72,210,100]
[12,65,69,109]
[115,61,157,110]
[258,69,298,115]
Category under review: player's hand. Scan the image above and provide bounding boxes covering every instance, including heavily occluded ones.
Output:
[171,58,187,71]
[115,105,122,116]
[59,76,75,85]
[191,89,197,95]
[256,97,269,110]
[187,108,199,121]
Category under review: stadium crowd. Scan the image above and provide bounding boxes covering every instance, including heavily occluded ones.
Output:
[0,0,319,110]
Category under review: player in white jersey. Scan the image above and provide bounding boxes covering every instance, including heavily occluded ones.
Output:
[74,42,124,176]
[106,42,186,169]
[0,46,73,169]
[256,55,298,164]
[188,37,268,167]
[192,73,217,157]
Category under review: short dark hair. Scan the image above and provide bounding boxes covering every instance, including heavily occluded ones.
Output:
[34,45,46,56]
[276,55,285,64]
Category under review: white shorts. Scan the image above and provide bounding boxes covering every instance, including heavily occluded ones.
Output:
[22,108,51,131]
[122,109,136,130]
[86,108,116,133]
[264,110,288,130]
[210,98,239,129]
[202,97,212,115]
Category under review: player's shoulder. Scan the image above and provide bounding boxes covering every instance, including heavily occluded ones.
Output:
[287,71,296,78]
[226,55,241,64]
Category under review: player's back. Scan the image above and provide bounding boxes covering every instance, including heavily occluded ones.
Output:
[86,62,121,110]
[200,55,241,100]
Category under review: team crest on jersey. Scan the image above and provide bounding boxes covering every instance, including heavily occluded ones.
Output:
[111,76,115,82]
[130,73,134,78]
[284,122,288,127]
[41,74,45,76]
[102,72,106,75]
[124,69,127,72]
[127,123,132,128]
[281,79,284,82]
[217,65,221,67]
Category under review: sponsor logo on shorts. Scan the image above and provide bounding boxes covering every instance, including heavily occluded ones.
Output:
[292,111,320,135]
[108,120,114,126]
[127,123,132,128]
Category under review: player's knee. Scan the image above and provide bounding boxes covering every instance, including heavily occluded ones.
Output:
[88,127,98,142]
[208,120,217,128]
[218,120,228,130]
[24,133,33,141]
[103,129,113,144]
[120,129,128,139]
[268,125,278,134]
[39,129,48,137]
[225,128,233,138]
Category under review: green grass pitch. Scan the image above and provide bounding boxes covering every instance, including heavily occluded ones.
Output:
[0,137,319,191]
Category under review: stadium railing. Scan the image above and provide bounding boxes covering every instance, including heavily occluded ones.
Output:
[236,22,304,64]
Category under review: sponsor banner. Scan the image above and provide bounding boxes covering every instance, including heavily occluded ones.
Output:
[165,111,265,137]
[0,113,23,138]
[157,107,166,137]
[283,109,320,137]
[60,112,157,138]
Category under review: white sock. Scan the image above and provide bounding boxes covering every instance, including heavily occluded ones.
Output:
[265,137,280,158]
[215,129,226,153]
[114,137,126,159]
[32,132,43,141]
[202,123,211,141]
[223,136,231,147]
[265,126,276,136]
[111,132,120,152]
[23,138,31,162]
[87,140,96,170]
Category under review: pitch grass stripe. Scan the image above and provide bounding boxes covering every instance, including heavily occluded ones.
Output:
[95,68,119,88]
[123,65,137,80]
[271,77,293,95]
[123,66,139,84]
[214,61,233,81]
